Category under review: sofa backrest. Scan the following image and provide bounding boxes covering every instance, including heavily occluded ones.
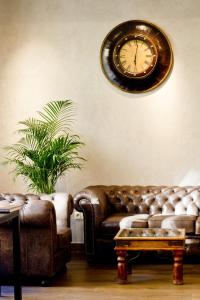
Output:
[97,185,200,216]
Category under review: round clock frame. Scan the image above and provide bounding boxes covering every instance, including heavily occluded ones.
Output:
[100,20,174,93]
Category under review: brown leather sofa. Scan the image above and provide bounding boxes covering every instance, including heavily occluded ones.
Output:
[0,192,73,282]
[74,185,200,262]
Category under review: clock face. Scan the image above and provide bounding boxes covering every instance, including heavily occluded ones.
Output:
[113,36,157,78]
[100,20,173,93]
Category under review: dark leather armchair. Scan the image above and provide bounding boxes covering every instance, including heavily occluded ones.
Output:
[0,192,73,282]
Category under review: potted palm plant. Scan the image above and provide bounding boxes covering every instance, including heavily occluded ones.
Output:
[4,100,84,194]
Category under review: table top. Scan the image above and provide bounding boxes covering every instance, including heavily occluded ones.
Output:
[114,228,185,241]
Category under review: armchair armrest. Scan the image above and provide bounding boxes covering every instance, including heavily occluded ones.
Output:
[0,193,57,228]
[21,198,57,228]
[0,192,74,230]
[40,193,74,229]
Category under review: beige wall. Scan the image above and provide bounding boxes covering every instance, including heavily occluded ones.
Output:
[0,0,200,242]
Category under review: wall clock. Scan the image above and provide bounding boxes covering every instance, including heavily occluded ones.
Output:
[100,20,173,93]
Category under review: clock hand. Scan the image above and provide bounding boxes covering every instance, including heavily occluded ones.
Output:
[134,41,138,65]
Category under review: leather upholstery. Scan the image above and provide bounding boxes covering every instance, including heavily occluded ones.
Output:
[0,192,73,279]
[74,185,200,262]
[101,213,130,236]
[161,215,197,234]
[148,214,175,228]
[195,216,200,234]
[120,214,149,229]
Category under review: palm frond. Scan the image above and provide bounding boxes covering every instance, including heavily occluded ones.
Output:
[38,100,75,134]
[3,100,85,194]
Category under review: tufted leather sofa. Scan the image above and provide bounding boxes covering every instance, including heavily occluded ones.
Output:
[0,192,73,282]
[74,185,200,262]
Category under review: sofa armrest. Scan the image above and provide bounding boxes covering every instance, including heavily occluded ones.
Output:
[73,186,109,259]
[73,186,108,219]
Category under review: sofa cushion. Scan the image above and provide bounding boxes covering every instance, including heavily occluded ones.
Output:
[161,215,197,234]
[148,214,173,228]
[119,214,149,229]
[101,213,132,236]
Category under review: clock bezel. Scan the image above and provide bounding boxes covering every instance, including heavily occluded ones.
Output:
[100,20,174,93]
[113,34,158,79]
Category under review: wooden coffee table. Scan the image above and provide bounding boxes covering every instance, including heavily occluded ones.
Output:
[114,228,185,285]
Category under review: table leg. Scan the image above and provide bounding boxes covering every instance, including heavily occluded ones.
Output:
[126,252,132,274]
[12,215,22,300]
[116,250,128,284]
[173,250,184,285]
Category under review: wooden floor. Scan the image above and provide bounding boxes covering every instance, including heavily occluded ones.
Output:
[1,258,200,300]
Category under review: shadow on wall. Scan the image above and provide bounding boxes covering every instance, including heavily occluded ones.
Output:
[179,169,200,186]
